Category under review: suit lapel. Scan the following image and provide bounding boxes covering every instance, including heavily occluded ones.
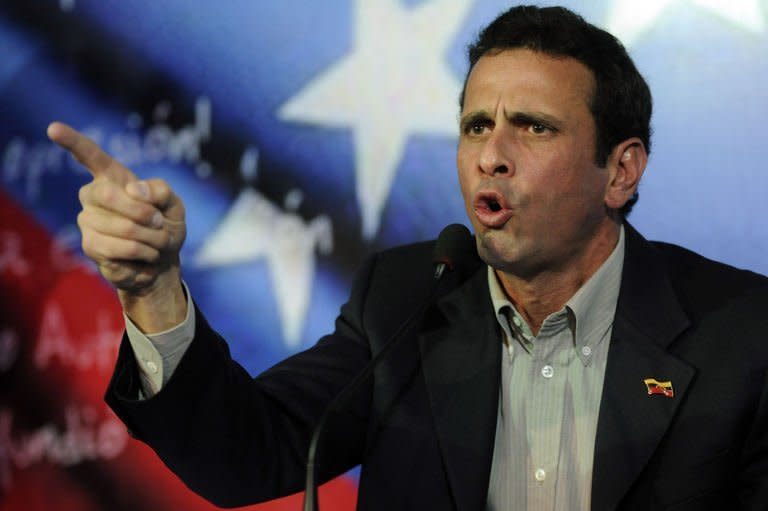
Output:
[419,268,501,511]
[591,225,695,511]
[416,225,695,510]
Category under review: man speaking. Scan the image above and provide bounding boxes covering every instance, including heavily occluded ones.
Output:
[48,5,768,510]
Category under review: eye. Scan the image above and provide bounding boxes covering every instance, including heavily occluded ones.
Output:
[511,114,557,136]
[461,115,494,137]
[470,122,488,135]
[463,120,491,136]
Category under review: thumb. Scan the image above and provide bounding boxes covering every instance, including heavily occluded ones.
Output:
[126,179,185,222]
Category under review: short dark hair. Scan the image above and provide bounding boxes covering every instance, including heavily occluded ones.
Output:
[461,5,652,216]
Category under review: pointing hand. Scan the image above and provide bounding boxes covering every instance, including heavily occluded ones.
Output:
[48,121,188,331]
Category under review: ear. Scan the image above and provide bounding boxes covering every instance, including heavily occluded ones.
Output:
[604,137,647,211]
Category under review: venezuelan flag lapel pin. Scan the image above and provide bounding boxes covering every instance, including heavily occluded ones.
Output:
[644,378,674,398]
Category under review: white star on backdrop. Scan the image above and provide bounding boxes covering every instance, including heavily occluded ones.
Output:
[278,0,471,239]
[195,188,333,348]
[605,0,765,47]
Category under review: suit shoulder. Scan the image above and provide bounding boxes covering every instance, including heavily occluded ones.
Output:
[651,240,768,306]
[363,241,437,295]
[374,240,436,267]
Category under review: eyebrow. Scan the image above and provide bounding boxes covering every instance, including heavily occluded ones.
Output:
[459,109,565,132]
[507,111,564,130]
[459,111,492,132]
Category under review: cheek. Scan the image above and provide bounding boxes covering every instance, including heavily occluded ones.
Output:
[543,150,604,198]
[545,171,609,226]
[575,165,611,206]
[457,177,474,217]
[456,153,474,195]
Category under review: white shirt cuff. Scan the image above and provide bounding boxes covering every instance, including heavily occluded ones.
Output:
[124,281,196,397]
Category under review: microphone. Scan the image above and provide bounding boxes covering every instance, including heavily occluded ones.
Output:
[302,224,475,511]
[432,223,474,279]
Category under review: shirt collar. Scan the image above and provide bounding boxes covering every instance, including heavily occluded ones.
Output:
[487,225,625,364]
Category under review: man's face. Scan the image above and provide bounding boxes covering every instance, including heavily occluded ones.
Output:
[457,49,616,278]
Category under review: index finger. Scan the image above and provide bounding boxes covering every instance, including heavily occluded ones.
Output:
[47,121,137,184]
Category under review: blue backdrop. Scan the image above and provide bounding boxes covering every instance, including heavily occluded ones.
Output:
[1,1,766,510]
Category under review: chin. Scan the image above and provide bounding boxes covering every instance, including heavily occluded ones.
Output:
[475,229,518,268]
[475,229,544,278]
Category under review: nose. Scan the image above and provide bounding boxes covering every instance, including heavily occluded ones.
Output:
[478,129,513,177]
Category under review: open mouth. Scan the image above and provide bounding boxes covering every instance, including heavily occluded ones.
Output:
[473,191,514,228]
[475,191,507,212]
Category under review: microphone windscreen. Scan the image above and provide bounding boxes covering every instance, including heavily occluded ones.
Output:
[432,224,475,275]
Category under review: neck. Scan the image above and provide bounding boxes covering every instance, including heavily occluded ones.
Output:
[496,223,621,334]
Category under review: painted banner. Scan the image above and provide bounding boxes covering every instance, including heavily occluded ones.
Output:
[1,1,766,509]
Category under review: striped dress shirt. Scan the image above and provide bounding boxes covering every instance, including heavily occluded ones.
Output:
[486,227,625,511]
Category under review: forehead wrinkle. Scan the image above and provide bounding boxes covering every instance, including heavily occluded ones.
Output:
[475,50,593,109]
[462,49,597,139]
[461,88,502,115]
[468,79,574,126]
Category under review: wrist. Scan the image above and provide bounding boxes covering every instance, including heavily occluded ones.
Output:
[118,268,187,334]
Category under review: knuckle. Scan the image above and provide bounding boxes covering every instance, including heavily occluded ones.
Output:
[80,235,99,259]
[152,179,171,198]
[157,229,172,248]
[123,241,143,259]
[118,219,139,239]
[99,260,119,277]
[78,185,89,205]
[125,203,150,224]
[136,206,158,226]
[100,242,117,260]
[76,210,88,229]
[173,229,187,248]
[97,184,116,205]
[100,261,130,284]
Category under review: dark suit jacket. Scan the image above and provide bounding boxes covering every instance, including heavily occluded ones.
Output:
[106,224,768,510]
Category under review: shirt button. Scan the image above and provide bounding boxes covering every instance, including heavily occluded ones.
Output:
[534,468,546,482]
[581,346,592,357]
[512,316,522,327]
[541,365,554,378]
[145,360,159,374]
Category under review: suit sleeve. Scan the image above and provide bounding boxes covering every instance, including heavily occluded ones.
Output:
[104,254,378,508]
[739,367,768,510]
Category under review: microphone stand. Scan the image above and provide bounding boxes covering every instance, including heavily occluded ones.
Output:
[302,277,443,511]
[302,225,470,511]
